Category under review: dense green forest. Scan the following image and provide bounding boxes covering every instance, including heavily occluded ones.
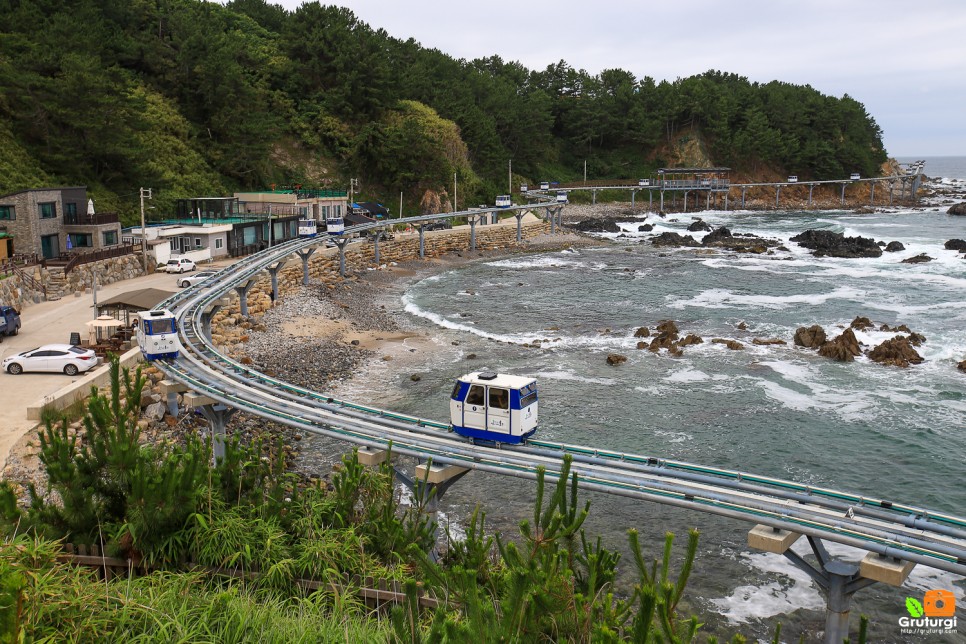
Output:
[0,0,887,223]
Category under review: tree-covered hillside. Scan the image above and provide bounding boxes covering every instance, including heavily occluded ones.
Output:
[0,0,887,222]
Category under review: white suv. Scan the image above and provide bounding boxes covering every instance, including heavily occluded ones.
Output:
[164,258,196,273]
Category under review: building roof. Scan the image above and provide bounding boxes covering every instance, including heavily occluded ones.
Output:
[99,288,177,311]
[0,186,87,200]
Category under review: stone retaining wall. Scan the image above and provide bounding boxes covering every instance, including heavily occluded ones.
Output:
[210,219,551,339]
[0,266,46,311]
[46,254,147,300]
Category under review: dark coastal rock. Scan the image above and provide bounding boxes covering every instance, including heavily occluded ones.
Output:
[701,227,732,244]
[636,341,647,350]
[651,232,700,247]
[752,337,787,346]
[711,338,744,350]
[947,202,966,215]
[818,328,862,362]
[884,241,905,252]
[633,326,650,338]
[868,336,924,368]
[410,374,421,382]
[573,218,621,233]
[606,353,627,365]
[790,229,883,258]
[877,241,886,247]
[794,325,827,348]
[944,239,966,251]
[854,206,875,214]
[879,323,912,333]
[638,224,654,232]
[906,332,927,346]
[736,321,747,330]
[850,316,874,331]
[687,219,712,232]
[958,359,966,373]
[648,320,680,352]
[901,253,933,264]
[656,320,679,337]
[678,334,704,346]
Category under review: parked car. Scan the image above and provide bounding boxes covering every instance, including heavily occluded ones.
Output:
[2,344,99,376]
[422,220,452,231]
[0,306,21,343]
[178,270,217,288]
[164,257,196,273]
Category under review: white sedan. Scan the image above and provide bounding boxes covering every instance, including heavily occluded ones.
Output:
[178,270,218,288]
[2,344,100,376]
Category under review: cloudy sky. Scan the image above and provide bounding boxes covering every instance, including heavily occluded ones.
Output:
[254,0,966,156]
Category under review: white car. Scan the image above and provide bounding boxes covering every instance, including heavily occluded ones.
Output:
[178,270,217,288]
[164,258,196,273]
[2,344,100,376]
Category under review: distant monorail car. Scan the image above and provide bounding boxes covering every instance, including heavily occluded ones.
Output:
[326,214,345,235]
[850,172,861,180]
[496,195,512,208]
[787,175,798,183]
[520,184,529,193]
[136,309,181,360]
[555,192,568,203]
[540,181,550,190]
[639,178,651,187]
[450,371,538,444]
[297,219,318,237]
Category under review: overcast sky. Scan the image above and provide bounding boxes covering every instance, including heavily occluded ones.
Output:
[251,0,966,156]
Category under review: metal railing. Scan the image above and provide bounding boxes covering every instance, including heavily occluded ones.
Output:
[52,244,136,275]
[64,212,120,226]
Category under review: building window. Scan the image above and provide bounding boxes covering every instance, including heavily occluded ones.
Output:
[68,233,93,248]
[102,230,117,246]
[194,237,202,248]
[215,238,223,250]
[335,205,342,217]
[39,202,57,219]
[65,202,77,217]
[0,205,13,220]
[242,226,256,246]
[169,239,178,251]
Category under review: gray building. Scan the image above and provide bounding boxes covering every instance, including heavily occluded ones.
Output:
[0,187,122,260]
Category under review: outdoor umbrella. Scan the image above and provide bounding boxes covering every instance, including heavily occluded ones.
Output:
[86,315,123,343]
[87,199,95,215]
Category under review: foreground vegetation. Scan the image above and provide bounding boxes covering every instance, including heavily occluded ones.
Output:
[0,358,870,641]
[0,1,887,219]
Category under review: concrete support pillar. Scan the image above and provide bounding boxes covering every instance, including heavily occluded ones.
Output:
[776,186,781,207]
[869,182,876,205]
[418,226,426,258]
[741,187,747,208]
[683,191,688,213]
[724,193,729,211]
[809,184,815,207]
[194,401,235,465]
[631,190,636,208]
[660,190,665,212]
[295,247,315,286]
[160,379,188,417]
[706,191,711,211]
[372,230,384,266]
[649,190,653,210]
[233,279,257,318]
[549,207,556,234]
[334,238,350,278]
[395,460,470,560]
[515,213,524,243]
[469,217,477,251]
[592,189,597,205]
[841,183,847,205]
[265,261,287,305]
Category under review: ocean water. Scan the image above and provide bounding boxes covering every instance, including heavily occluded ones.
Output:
[323,181,966,639]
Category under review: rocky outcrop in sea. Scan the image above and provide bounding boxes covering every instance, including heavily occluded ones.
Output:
[789,230,882,258]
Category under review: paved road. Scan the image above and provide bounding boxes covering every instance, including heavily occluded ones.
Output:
[0,260,234,468]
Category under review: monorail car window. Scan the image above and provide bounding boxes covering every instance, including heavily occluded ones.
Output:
[466,385,485,406]
[520,391,537,408]
[151,319,174,334]
[489,388,509,410]
[451,381,463,399]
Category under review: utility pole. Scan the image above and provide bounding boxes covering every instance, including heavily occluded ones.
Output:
[453,172,457,213]
[348,178,359,210]
[508,159,512,194]
[399,191,403,221]
[584,160,587,184]
[267,204,273,248]
[139,187,152,273]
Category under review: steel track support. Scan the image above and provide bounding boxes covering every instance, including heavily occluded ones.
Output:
[782,536,877,644]
[776,185,781,207]
[233,279,257,318]
[660,189,665,212]
[196,403,236,465]
[295,247,315,286]
[333,238,350,278]
[592,189,597,205]
[841,183,847,205]
[631,189,636,208]
[809,184,815,207]
[706,191,711,211]
[869,182,875,205]
[649,190,653,210]
[469,217,477,251]
[515,213,524,243]
[418,226,426,258]
[741,187,747,208]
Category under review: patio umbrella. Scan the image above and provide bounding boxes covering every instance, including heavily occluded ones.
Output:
[87,199,95,215]
[86,315,123,343]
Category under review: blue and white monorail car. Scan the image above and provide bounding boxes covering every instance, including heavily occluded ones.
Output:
[450,371,538,444]
[297,219,318,237]
[495,195,512,208]
[326,214,345,235]
[136,309,181,360]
